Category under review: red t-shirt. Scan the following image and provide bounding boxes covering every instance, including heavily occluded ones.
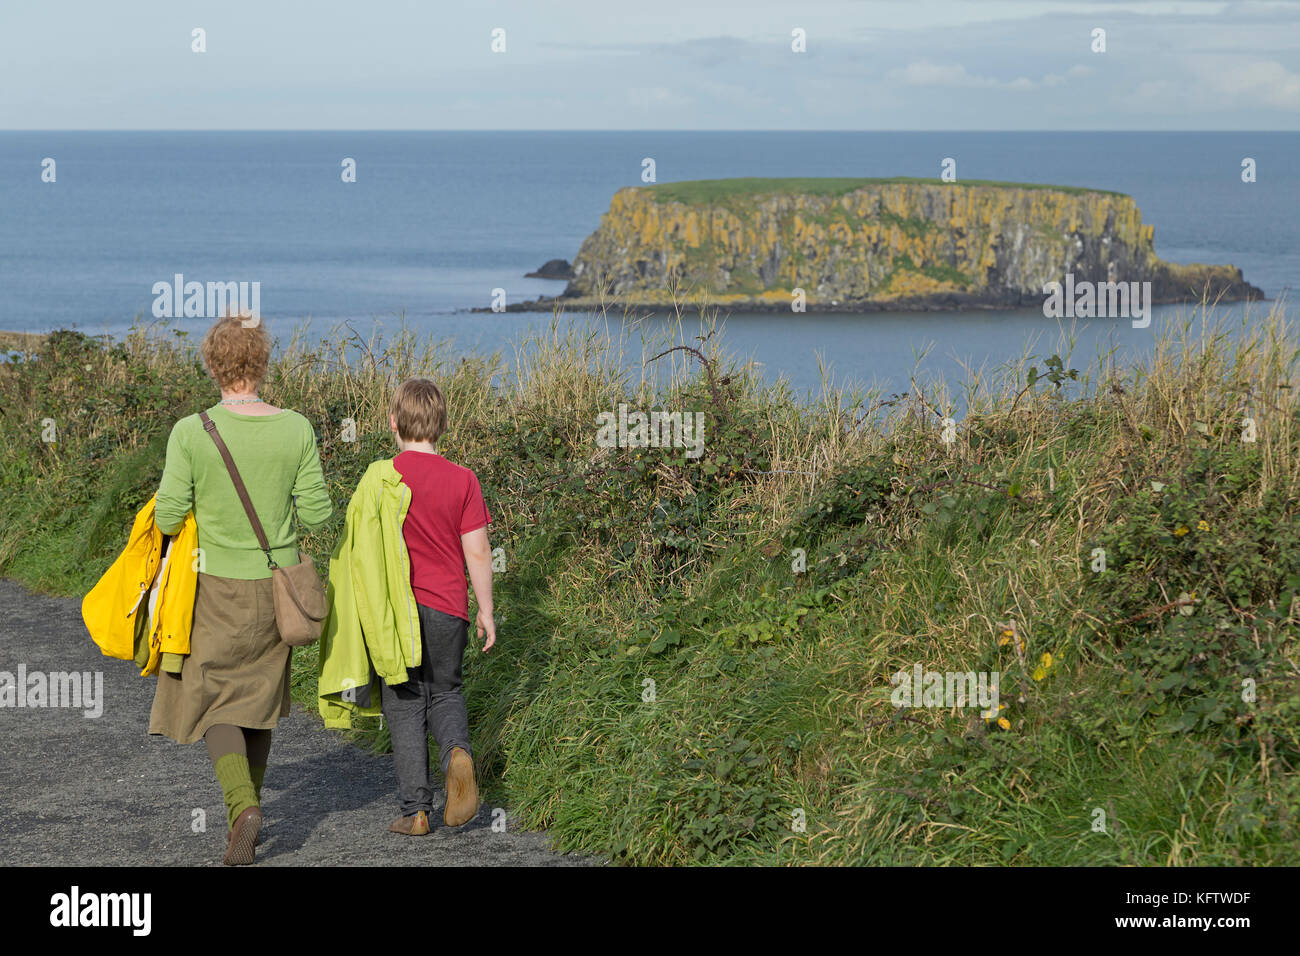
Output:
[392,451,491,622]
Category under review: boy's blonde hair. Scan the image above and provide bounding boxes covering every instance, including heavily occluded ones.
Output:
[201,314,270,391]
[390,378,447,443]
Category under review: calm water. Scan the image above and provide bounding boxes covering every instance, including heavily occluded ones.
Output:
[1,131,1295,395]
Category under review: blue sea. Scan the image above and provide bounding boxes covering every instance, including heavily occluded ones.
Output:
[1,131,1295,396]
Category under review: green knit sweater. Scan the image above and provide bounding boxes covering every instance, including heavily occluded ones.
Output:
[155,405,333,579]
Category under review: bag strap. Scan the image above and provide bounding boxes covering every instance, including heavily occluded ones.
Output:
[199,410,278,570]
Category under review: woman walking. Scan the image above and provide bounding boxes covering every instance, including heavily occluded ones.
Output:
[150,314,332,865]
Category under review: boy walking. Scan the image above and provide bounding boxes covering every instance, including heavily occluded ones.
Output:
[318,378,496,832]
[378,378,496,833]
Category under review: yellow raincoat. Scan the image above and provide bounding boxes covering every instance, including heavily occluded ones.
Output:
[82,495,199,677]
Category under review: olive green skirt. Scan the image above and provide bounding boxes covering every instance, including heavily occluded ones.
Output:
[149,573,291,745]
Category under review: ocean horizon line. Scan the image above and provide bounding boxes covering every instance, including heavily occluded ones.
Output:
[4,128,1298,134]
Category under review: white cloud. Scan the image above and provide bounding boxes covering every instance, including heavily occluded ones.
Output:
[1133,78,1177,100]
[1130,56,1300,113]
[1196,57,1300,108]
[891,61,1002,87]
[891,59,1086,91]
[626,86,694,110]
[1043,64,1093,86]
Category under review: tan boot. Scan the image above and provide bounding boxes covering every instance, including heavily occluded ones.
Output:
[389,810,430,835]
[224,807,262,866]
[443,747,478,827]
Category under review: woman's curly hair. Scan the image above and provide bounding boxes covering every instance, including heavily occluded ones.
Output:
[201,314,271,391]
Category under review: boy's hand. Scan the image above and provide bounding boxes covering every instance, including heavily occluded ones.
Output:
[462,527,496,652]
[476,607,496,652]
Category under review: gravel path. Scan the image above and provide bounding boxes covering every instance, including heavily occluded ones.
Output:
[0,579,595,866]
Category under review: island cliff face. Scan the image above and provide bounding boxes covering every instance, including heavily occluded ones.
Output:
[559,179,1261,311]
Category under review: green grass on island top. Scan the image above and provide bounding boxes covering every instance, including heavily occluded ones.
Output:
[644,176,1129,203]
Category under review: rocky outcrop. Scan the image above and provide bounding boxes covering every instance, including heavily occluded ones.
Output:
[525,258,575,279]
[554,178,1262,311]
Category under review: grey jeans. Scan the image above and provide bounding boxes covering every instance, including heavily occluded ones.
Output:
[379,604,473,816]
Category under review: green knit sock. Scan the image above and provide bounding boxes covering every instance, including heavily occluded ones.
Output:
[214,753,259,830]
[250,764,266,803]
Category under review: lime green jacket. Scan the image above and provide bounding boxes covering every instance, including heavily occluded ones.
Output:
[318,459,420,728]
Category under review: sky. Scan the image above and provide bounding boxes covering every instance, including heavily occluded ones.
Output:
[2,0,1298,129]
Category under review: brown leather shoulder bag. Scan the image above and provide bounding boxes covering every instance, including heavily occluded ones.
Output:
[199,410,328,647]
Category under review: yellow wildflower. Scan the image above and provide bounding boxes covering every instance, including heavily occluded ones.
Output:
[997,717,1011,730]
[1197,520,1210,532]
[1032,652,1054,681]
[1174,525,1190,537]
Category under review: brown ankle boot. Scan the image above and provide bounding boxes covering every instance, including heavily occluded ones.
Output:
[389,810,430,835]
[443,747,478,827]
[224,807,262,866]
